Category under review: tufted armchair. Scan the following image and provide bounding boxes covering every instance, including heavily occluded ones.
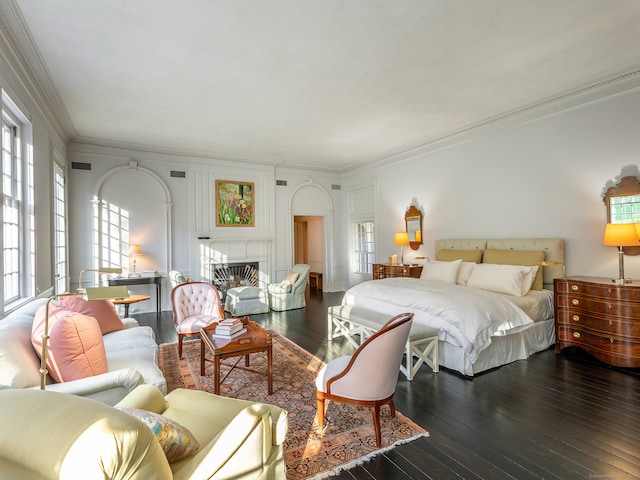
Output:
[267,264,311,311]
[171,282,224,358]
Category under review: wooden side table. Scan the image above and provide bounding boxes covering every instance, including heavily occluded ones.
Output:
[372,263,423,280]
[200,318,273,395]
[112,294,151,317]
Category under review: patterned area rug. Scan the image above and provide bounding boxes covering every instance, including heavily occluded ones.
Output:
[159,333,428,480]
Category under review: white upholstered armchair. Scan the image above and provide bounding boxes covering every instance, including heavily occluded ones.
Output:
[267,264,311,311]
[315,313,413,446]
[171,282,225,358]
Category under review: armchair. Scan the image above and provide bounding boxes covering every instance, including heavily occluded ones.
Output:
[267,264,311,311]
[0,384,288,479]
[171,282,225,358]
[315,313,413,446]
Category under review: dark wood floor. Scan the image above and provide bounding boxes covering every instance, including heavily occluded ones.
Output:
[136,291,640,480]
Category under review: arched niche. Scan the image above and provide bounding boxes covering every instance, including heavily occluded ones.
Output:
[287,179,334,289]
[94,160,173,273]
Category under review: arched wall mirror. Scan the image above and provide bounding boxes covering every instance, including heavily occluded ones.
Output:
[603,175,640,255]
[405,205,423,250]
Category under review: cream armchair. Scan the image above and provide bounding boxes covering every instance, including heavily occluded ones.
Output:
[0,385,288,479]
[267,264,311,311]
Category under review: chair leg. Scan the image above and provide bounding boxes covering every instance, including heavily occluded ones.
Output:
[372,403,382,447]
[389,399,396,418]
[178,335,183,359]
[317,396,325,427]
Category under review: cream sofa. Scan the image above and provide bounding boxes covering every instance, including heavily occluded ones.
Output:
[0,297,166,405]
[0,385,288,479]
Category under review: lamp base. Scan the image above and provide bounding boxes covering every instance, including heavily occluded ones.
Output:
[612,278,632,285]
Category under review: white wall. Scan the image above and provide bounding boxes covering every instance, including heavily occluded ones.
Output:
[68,145,344,312]
[343,87,640,285]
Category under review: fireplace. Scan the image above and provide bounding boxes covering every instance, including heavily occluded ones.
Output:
[210,261,259,299]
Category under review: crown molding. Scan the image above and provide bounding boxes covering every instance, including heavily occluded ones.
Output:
[0,0,75,141]
[342,64,640,175]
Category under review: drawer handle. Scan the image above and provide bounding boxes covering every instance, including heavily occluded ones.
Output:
[610,338,614,344]
[572,315,580,322]
[609,319,613,326]
[571,284,579,291]
[573,332,581,338]
[607,303,612,309]
[571,299,579,306]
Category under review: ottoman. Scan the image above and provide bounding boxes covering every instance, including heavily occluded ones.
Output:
[224,286,270,315]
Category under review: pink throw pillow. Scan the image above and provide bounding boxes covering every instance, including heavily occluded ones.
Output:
[32,304,107,383]
[59,295,124,334]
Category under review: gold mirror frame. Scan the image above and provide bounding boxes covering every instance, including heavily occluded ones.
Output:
[405,205,422,250]
[603,175,640,255]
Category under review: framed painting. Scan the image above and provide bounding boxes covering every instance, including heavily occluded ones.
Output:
[215,180,255,227]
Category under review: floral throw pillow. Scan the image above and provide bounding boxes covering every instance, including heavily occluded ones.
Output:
[118,408,199,462]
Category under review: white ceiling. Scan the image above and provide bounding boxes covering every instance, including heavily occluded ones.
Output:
[6,0,640,171]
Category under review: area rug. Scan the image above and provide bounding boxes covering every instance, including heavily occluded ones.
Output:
[159,333,428,480]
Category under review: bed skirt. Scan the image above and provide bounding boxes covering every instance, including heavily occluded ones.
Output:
[438,318,555,376]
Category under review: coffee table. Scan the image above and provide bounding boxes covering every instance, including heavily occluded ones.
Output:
[200,317,273,395]
[112,294,151,317]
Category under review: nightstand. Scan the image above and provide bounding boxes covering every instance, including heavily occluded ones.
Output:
[554,276,640,367]
[372,263,423,280]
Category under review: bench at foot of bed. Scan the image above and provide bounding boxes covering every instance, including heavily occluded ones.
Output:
[328,305,439,380]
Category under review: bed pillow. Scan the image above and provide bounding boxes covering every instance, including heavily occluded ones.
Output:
[31,304,107,383]
[59,295,124,334]
[456,261,477,286]
[467,263,539,296]
[483,249,545,290]
[420,259,462,284]
[436,249,483,263]
[118,408,200,462]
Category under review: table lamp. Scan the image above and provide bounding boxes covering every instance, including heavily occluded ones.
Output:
[394,232,409,265]
[39,285,129,390]
[603,223,640,285]
[129,244,142,277]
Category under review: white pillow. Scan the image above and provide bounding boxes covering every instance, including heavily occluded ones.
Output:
[456,262,476,286]
[420,260,462,284]
[466,263,539,296]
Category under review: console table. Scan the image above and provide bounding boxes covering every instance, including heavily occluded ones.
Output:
[108,276,163,319]
[554,276,640,367]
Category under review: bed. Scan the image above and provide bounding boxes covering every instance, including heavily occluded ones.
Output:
[343,238,565,376]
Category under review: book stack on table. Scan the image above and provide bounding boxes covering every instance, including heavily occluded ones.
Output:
[213,318,247,339]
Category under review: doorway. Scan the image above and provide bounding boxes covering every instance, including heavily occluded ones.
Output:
[294,216,324,290]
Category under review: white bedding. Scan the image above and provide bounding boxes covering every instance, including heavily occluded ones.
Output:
[343,278,552,363]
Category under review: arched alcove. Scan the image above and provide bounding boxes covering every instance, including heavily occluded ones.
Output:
[288,179,334,290]
[93,161,173,274]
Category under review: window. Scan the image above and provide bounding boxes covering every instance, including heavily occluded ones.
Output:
[53,161,67,294]
[353,220,375,274]
[1,90,34,310]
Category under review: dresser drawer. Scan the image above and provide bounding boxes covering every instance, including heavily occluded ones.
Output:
[556,293,640,320]
[556,309,640,340]
[556,280,640,302]
[557,326,640,367]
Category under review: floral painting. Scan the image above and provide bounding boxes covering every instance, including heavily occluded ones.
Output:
[215,180,254,227]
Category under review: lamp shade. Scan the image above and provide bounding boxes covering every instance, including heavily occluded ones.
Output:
[394,232,409,245]
[128,244,142,255]
[603,223,640,247]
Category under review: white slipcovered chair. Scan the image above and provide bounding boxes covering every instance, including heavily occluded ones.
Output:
[315,312,413,446]
[171,282,225,358]
[267,264,311,311]
[169,270,189,289]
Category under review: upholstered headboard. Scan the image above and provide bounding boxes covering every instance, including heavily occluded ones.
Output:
[435,238,565,290]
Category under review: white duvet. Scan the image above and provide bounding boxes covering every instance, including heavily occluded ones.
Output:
[343,278,535,363]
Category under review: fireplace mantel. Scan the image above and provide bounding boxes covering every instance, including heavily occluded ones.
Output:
[199,238,272,288]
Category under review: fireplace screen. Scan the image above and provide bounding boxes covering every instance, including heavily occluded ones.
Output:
[210,262,259,299]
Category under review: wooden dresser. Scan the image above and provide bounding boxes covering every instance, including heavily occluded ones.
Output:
[554,276,640,367]
[372,263,423,280]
